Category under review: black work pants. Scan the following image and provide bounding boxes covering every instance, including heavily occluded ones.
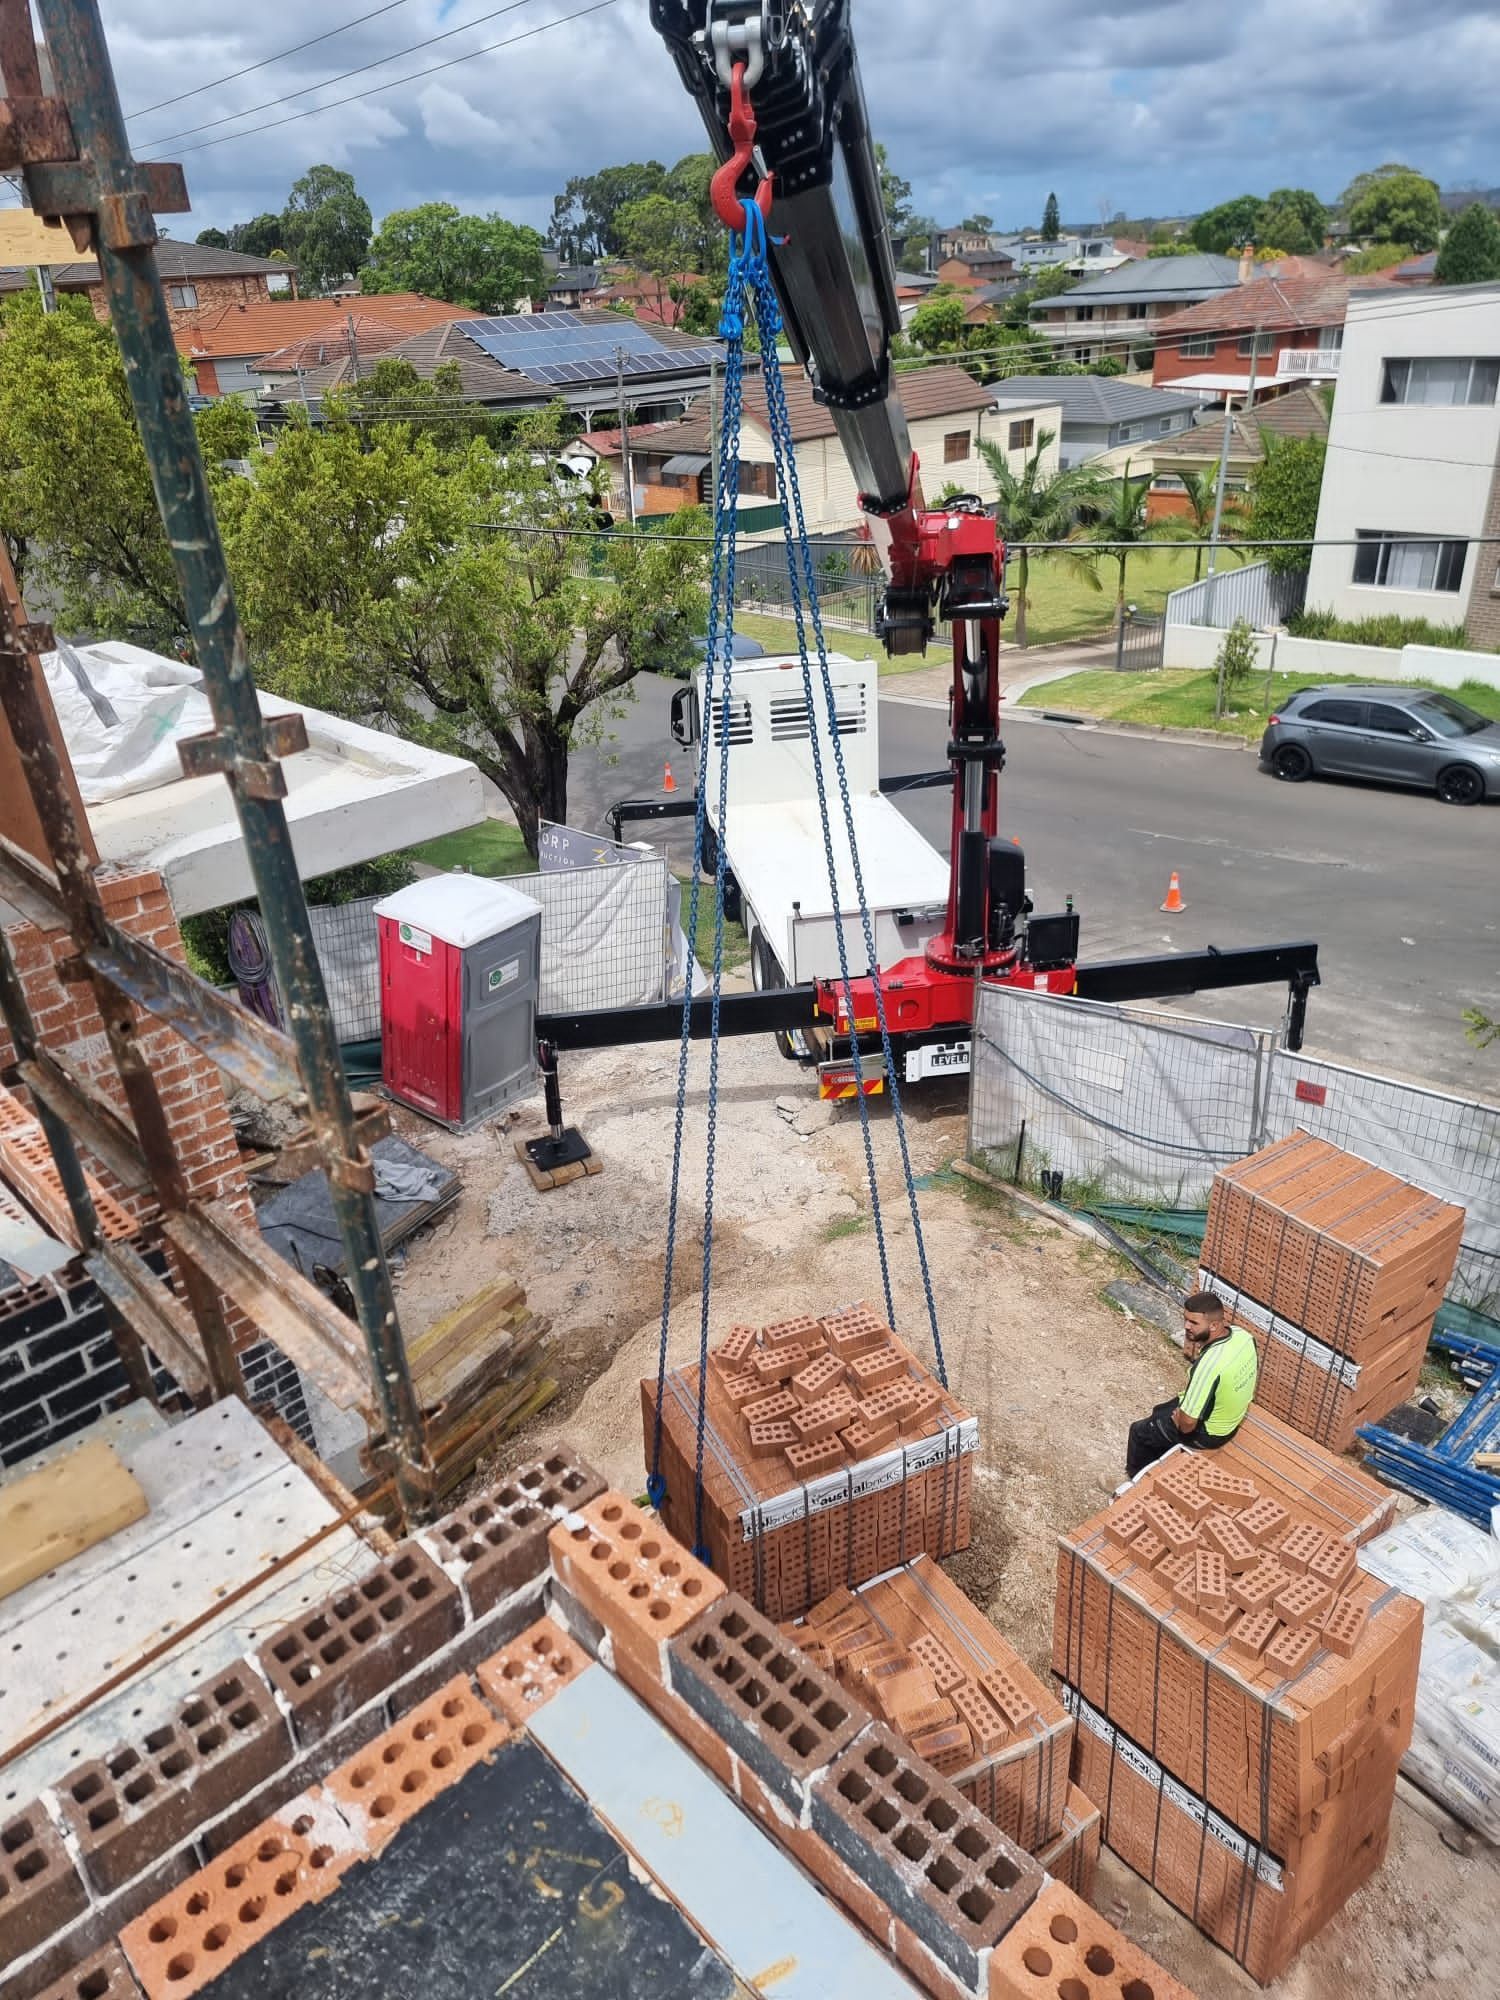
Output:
[1125,1400,1233,1478]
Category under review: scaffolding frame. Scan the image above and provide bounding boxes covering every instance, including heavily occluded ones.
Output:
[0,0,435,1520]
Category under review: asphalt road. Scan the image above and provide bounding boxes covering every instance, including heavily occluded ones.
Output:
[567,674,1499,1096]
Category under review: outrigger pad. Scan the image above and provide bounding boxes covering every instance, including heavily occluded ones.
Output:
[516,1128,602,1191]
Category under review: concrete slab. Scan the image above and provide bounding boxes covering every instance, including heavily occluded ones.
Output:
[529,1664,917,2000]
[0,1401,368,1811]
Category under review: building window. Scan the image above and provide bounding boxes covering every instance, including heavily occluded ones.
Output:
[943,429,972,463]
[167,283,199,310]
[1074,347,1093,364]
[1381,356,1500,406]
[1353,530,1467,593]
[1007,418,1035,451]
[1237,331,1275,358]
[1127,303,1149,320]
[1178,334,1214,358]
[1158,416,1176,434]
[1119,422,1140,440]
[740,461,777,499]
[1074,306,1095,322]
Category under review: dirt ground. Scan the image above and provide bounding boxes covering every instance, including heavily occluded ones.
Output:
[388,1031,1500,1999]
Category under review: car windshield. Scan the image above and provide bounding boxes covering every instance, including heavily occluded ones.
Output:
[1412,693,1491,739]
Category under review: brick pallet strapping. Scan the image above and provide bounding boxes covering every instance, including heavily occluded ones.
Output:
[641,1306,974,1621]
[1033,1782,1100,1903]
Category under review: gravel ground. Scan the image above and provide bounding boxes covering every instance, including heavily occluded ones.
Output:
[387,1031,1499,1998]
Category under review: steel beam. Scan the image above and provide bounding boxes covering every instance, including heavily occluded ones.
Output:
[540,984,820,1050]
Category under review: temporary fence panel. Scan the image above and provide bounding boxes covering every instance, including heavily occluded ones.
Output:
[967,987,1270,1207]
[507,859,673,1013]
[307,896,383,1043]
[1261,1055,1500,1311]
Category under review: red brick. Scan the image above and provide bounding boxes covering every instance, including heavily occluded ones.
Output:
[1228,1558,1288,1614]
[321,1676,505,1856]
[476,1617,590,1726]
[0,1804,88,1966]
[1264,1623,1318,1675]
[547,1490,724,1683]
[31,1942,143,2000]
[1320,1593,1369,1658]
[987,1878,1196,2000]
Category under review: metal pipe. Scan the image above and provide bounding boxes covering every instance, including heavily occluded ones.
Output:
[31,0,434,1520]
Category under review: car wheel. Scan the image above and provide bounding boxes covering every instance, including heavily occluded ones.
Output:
[1436,764,1484,806]
[1272,743,1313,783]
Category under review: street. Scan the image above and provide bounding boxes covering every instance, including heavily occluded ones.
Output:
[568,673,1499,1096]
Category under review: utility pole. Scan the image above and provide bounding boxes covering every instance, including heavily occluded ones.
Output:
[615,347,636,525]
[1203,326,1263,627]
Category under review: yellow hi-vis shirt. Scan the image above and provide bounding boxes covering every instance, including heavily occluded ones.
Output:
[1178,1324,1258,1439]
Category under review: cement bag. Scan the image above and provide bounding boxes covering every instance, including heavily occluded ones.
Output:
[1358,1509,1499,1607]
[1402,1616,1500,1842]
[41,640,212,803]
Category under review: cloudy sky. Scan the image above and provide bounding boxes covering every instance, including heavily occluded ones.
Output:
[91,0,1499,241]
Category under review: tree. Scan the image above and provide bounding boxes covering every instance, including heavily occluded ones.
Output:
[898,236,931,274]
[874,143,914,236]
[361,202,545,311]
[1078,464,1185,627]
[196,397,258,465]
[1173,466,1244,581]
[1041,193,1060,242]
[280,165,372,292]
[1191,195,1265,255]
[1255,188,1327,255]
[1245,432,1326,573]
[549,162,668,263]
[664,153,720,273]
[1213,618,1258,719]
[231,213,283,259]
[908,294,971,354]
[1343,240,1411,275]
[219,406,706,854]
[1345,168,1442,251]
[961,213,994,232]
[339,356,512,451]
[616,193,698,322]
[1435,202,1500,284]
[195,227,229,250]
[976,429,1105,647]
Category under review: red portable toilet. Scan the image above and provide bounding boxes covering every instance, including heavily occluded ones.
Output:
[375,874,542,1130]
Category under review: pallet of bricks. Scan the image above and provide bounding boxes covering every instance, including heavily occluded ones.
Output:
[1200,1131,1464,1451]
[786,1553,1101,1894]
[1053,1403,1421,1984]
[641,1302,974,1621]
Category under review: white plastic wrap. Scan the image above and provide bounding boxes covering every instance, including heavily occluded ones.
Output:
[41,641,212,804]
[1361,1510,1500,1841]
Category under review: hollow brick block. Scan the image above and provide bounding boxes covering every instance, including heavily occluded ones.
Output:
[1263,1622,1318,1675]
[785,1435,847,1480]
[910,1635,966,1696]
[322,1675,505,1858]
[0,1804,88,1968]
[842,1413,898,1459]
[1195,1464,1258,1507]
[743,1388,798,1425]
[119,1794,358,2000]
[978,1666,1036,1733]
[1104,1500,1148,1548]
[31,1942,144,2000]
[987,1878,1197,2000]
[749,1417,799,1457]
[1141,1497,1195,1553]
[1237,1495,1290,1546]
[256,1539,462,1743]
[547,1489,724,1683]
[714,1324,760,1373]
[791,1394,854,1446]
[1320,1593,1369,1658]
[1194,1549,1228,1612]
[792,1352,845,1404]
[57,1659,288,1894]
[1228,1559,1288,1615]
[1277,1520,1329,1575]
[1228,1606,1280,1662]
[1201,1511,1257,1570]
[848,1345,906,1393]
[721,1371,765,1410]
[476,1616,591,1727]
[1306,1536,1357,1592]
[812,1723,1043,1992]
[424,1443,604,1616]
[1273,1573,1333,1629]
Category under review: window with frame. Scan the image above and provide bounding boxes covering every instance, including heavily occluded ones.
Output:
[1074,305,1095,322]
[1118,422,1140,440]
[1366,702,1420,736]
[167,283,199,310]
[1074,346,1093,364]
[1158,416,1176,433]
[1007,417,1035,451]
[1178,333,1214,358]
[1302,699,1366,726]
[1127,303,1149,320]
[1237,331,1275,357]
[1380,356,1500,406]
[943,429,972,463]
[739,460,777,499]
[1353,530,1467,593]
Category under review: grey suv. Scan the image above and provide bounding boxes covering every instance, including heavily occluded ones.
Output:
[1260,684,1500,805]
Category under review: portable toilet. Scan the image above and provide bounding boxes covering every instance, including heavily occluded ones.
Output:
[375,874,542,1130]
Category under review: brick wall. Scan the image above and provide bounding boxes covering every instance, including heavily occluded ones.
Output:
[0,866,259,1349]
[1465,442,1500,649]
[78,272,285,338]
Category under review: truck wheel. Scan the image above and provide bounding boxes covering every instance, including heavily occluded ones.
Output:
[752,931,808,1062]
[722,870,743,926]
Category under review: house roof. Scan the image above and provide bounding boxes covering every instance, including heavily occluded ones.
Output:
[1155,270,1375,338]
[740,363,993,441]
[943,247,1016,269]
[1109,238,1154,260]
[579,414,712,460]
[1159,384,1331,464]
[990,376,1200,423]
[548,267,601,291]
[0,238,297,293]
[1037,253,1240,308]
[294,317,523,400]
[184,291,474,361]
[252,315,423,375]
[1394,251,1438,279]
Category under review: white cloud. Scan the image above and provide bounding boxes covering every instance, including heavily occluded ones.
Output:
[416,81,504,149]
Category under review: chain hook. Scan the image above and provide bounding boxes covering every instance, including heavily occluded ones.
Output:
[710,61,773,231]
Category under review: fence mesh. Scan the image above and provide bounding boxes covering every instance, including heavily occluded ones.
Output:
[968,986,1500,1311]
[306,896,382,1043]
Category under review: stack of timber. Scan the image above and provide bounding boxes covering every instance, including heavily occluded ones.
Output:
[1200,1132,1463,1451]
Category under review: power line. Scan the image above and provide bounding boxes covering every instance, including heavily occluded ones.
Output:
[136,0,545,150]
[126,2,419,121]
[143,0,619,161]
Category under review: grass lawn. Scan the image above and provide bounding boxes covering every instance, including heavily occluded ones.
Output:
[403,819,533,876]
[731,610,932,678]
[1018,668,1500,742]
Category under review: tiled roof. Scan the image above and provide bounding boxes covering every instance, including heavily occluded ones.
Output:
[1160,384,1332,463]
[184,291,474,360]
[741,363,993,441]
[1,239,298,291]
[1155,271,1376,338]
[579,416,711,458]
[252,315,419,374]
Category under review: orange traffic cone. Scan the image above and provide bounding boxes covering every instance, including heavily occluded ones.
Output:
[663,762,677,794]
[1160,871,1185,914]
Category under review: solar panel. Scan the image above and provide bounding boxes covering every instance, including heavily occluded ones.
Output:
[458,313,720,387]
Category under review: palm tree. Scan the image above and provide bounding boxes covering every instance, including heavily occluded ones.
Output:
[977,429,1106,647]
[1174,466,1246,581]
[1079,460,1191,629]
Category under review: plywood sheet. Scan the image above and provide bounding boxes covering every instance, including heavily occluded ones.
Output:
[0,1439,146,1601]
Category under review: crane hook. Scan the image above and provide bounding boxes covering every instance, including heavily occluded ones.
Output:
[710,61,774,231]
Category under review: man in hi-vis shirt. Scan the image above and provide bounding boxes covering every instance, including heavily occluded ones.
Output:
[1125,1291,1259,1478]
